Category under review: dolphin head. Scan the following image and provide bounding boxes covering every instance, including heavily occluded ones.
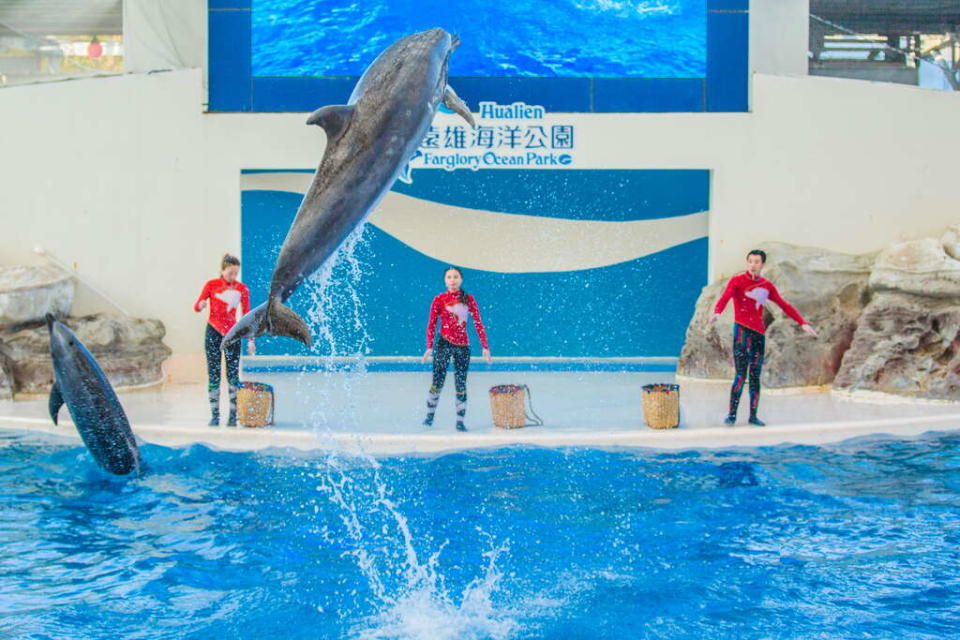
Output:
[46,313,90,372]
[402,28,458,72]
[46,313,73,357]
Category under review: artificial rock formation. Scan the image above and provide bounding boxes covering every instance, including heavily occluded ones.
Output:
[679,242,875,388]
[0,356,13,400]
[833,232,960,400]
[0,313,172,396]
[0,265,74,327]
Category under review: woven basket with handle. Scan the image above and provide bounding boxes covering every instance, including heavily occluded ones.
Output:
[237,382,274,428]
[489,384,543,429]
[641,383,680,429]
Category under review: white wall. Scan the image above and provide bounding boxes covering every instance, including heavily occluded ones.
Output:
[123,0,204,73]
[751,0,809,78]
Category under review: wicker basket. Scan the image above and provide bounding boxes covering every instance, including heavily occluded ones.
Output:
[237,382,274,428]
[641,383,680,429]
[489,384,527,429]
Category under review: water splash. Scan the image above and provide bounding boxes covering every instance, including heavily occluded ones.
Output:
[316,452,519,640]
[288,225,374,430]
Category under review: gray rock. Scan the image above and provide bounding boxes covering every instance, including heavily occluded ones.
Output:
[942,225,960,262]
[0,353,13,401]
[833,293,960,398]
[679,242,874,387]
[0,265,74,327]
[869,237,960,299]
[834,237,960,400]
[0,313,172,396]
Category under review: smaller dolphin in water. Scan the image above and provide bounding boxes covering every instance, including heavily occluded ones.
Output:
[222,28,475,349]
[47,314,141,475]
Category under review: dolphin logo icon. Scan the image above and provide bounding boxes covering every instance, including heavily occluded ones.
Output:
[215,289,242,311]
[446,302,469,325]
[745,287,770,309]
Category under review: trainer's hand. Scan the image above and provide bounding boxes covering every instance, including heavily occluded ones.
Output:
[801,324,819,338]
[421,349,432,363]
[197,300,208,311]
[482,348,492,364]
[247,340,256,356]
[708,313,720,325]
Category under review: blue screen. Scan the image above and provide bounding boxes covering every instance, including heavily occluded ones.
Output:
[252,0,706,79]
[208,1,747,113]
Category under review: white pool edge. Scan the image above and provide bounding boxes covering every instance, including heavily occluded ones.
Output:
[4,412,960,456]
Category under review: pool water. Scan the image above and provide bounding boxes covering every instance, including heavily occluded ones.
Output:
[2,430,959,639]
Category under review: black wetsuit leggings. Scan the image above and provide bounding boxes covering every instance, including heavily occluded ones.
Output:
[205,324,240,392]
[431,337,471,394]
[728,324,765,418]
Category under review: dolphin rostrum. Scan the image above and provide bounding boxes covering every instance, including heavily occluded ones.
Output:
[222,28,475,349]
[47,314,141,475]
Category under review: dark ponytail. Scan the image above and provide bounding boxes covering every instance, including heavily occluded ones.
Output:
[221,254,240,271]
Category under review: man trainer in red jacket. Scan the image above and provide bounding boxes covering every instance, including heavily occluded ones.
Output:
[709,249,818,426]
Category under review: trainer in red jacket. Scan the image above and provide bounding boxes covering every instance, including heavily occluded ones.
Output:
[709,249,818,427]
[194,254,254,427]
[421,267,492,432]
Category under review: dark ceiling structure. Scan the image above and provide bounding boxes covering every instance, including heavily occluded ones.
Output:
[810,1,960,34]
[0,1,956,39]
[0,0,121,37]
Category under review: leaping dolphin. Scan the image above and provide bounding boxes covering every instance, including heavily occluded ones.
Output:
[222,28,475,350]
[47,314,141,475]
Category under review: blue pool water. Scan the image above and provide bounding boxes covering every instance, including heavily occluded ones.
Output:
[2,430,960,639]
[252,0,707,79]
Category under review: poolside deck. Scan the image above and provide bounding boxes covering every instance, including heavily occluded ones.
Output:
[2,371,959,455]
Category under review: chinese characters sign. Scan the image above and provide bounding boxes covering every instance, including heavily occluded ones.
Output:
[414,101,575,170]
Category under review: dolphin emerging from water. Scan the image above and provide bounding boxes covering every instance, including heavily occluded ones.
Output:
[47,314,141,475]
[222,28,475,349]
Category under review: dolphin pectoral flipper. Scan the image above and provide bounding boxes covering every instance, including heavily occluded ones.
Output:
[266,297,312,348]
[443,85,475,128]
[49,382,64,425]
[306,105,355,141]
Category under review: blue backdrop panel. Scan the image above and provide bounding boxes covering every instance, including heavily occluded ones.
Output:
[241,169,709,358]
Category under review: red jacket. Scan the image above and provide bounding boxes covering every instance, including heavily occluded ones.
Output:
[714,272,805,335]
[426,290,489,350]
[194,277,251,336]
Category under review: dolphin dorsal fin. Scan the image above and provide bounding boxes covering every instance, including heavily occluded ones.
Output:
[443,86,475,128]
[49,382,64,425]
[306,105,355,140]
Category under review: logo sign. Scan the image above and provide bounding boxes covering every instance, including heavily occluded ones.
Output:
[415,101,575,170]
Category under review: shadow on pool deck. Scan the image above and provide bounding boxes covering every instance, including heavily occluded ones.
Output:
[2,372,959,455]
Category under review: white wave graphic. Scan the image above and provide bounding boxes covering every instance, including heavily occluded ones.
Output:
[241,172,708,274]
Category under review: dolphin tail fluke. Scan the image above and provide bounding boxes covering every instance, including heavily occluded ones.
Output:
[266,297,313,348]
[49,381,64,425]
[443,85,475,128]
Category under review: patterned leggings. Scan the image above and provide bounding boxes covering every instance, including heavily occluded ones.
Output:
[425,337,471,426]
[205,324,241,418]
[728,324,765,418]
